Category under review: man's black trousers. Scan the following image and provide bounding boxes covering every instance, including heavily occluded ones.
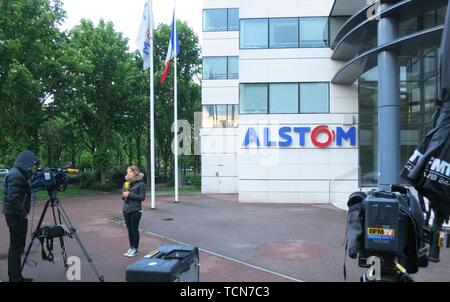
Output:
[5,214,28,282]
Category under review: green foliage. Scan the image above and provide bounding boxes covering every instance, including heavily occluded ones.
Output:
[0,2,202,186]
[0,0,66,161]
[78,172,97,189]
[184,173,201,188]
[109,166,127,188]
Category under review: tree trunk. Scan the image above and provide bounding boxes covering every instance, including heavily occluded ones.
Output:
[101,170,106,185]
[128,136,133,166]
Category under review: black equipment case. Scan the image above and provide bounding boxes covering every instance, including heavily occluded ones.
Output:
[125,245,199,282]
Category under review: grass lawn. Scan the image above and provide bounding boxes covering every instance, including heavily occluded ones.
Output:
[155,187,201,195]
[0,186,104,202]
[0,182,201,205]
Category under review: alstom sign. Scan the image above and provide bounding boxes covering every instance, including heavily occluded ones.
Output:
[243,125,357,148]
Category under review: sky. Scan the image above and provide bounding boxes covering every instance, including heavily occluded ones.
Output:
[59,0,203,51]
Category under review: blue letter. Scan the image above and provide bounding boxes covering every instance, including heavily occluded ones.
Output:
[293,127,311,146]
[336,127,356,146]
[264,128,277,147]
[279,127,292,147]
[243,127,260,147]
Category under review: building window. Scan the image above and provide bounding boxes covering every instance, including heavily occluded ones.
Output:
[240,19,269,49]
[203,56,239,80]
[203,57,227,80]
[228,8,239,31]
[240,84,268,114]
[202,105,239,128]
[269,18,298,48]
[329,16,349,46]
[240,17,329,49]
[240,82,329,114]
[269,83,298,113]
[299,83,329,113]
[299,17,328,48]
[358,48,440,186]
[203,8,239,32]
[227,56,239,79]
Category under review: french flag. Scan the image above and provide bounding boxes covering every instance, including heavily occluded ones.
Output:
[160,10,180,84]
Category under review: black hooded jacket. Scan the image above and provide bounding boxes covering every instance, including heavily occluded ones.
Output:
[2,150,39,217]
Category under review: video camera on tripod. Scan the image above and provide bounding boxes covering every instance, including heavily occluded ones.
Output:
[29,167,79,195]
[345,185,449,282]
[23,166,104,281]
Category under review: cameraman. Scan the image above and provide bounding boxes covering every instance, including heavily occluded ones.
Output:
[2,150,39,282]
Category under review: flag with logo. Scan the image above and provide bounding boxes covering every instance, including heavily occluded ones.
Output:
[136,0,154,70]
[160,9,181,84]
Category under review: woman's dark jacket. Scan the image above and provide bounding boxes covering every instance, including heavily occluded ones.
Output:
[122,173,146,213]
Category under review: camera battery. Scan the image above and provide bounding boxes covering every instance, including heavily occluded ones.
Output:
[364,195,400,253]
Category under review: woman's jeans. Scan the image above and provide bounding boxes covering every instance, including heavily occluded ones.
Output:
[123,211,142,249]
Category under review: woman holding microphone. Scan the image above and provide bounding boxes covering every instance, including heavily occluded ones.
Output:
[122,166,146,257]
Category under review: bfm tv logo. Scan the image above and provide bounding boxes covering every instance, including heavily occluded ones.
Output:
[243,125,357,148]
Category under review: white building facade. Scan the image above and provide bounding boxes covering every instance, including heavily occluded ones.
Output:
[201,0,445,208]
[201,0,358,209]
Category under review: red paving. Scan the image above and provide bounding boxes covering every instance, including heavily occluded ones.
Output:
[0,194,289,282]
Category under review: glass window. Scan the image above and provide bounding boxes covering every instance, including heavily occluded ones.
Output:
[203,57,227,80]
[202,105,215,128]
[240,84,268,114]
[228,8,239,31]
[300,83,329,113]
[228,57,239,79]
[203,9,227,31]
[400,54,420,82]
[269,83,299,113]
[329,16,348,45]
[240,19,269,49]
[423,49,437,79]
[424,76,437,112]
[360,67,378,82]
[399,16,418,37]
[202,105,238,128]
[269,18,298,48]
[400,82,421,124]
[423,11,437,29]
[299,17,328,48]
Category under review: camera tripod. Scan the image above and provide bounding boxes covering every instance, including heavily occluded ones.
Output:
[21,191,104,282]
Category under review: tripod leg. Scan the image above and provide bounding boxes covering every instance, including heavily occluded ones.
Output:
[55,201,104,282]
[51,205,68,269]
[22,199,51,271]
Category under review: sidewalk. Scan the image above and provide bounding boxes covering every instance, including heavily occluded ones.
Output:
[0,193,448,282]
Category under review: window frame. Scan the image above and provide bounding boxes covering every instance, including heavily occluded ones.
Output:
[268,17,299,49]
[202,56,239,80]
[298,16,329,49]
[203,8,240,32]
[202,104,239,128]
[239,82,330,115]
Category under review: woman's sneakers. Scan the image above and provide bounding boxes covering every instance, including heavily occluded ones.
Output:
[124,248,133,257]
[127,248,140,258]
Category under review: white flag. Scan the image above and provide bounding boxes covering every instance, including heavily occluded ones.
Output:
[136,0,154,70]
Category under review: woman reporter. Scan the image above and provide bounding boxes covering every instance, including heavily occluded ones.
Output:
[122,166,146,257]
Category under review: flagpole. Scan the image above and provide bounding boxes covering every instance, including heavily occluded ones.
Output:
[173,0,179,203]
[149,0,156,209]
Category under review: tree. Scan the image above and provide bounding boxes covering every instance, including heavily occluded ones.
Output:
[56,19,131,184]
[0,0,66,162]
